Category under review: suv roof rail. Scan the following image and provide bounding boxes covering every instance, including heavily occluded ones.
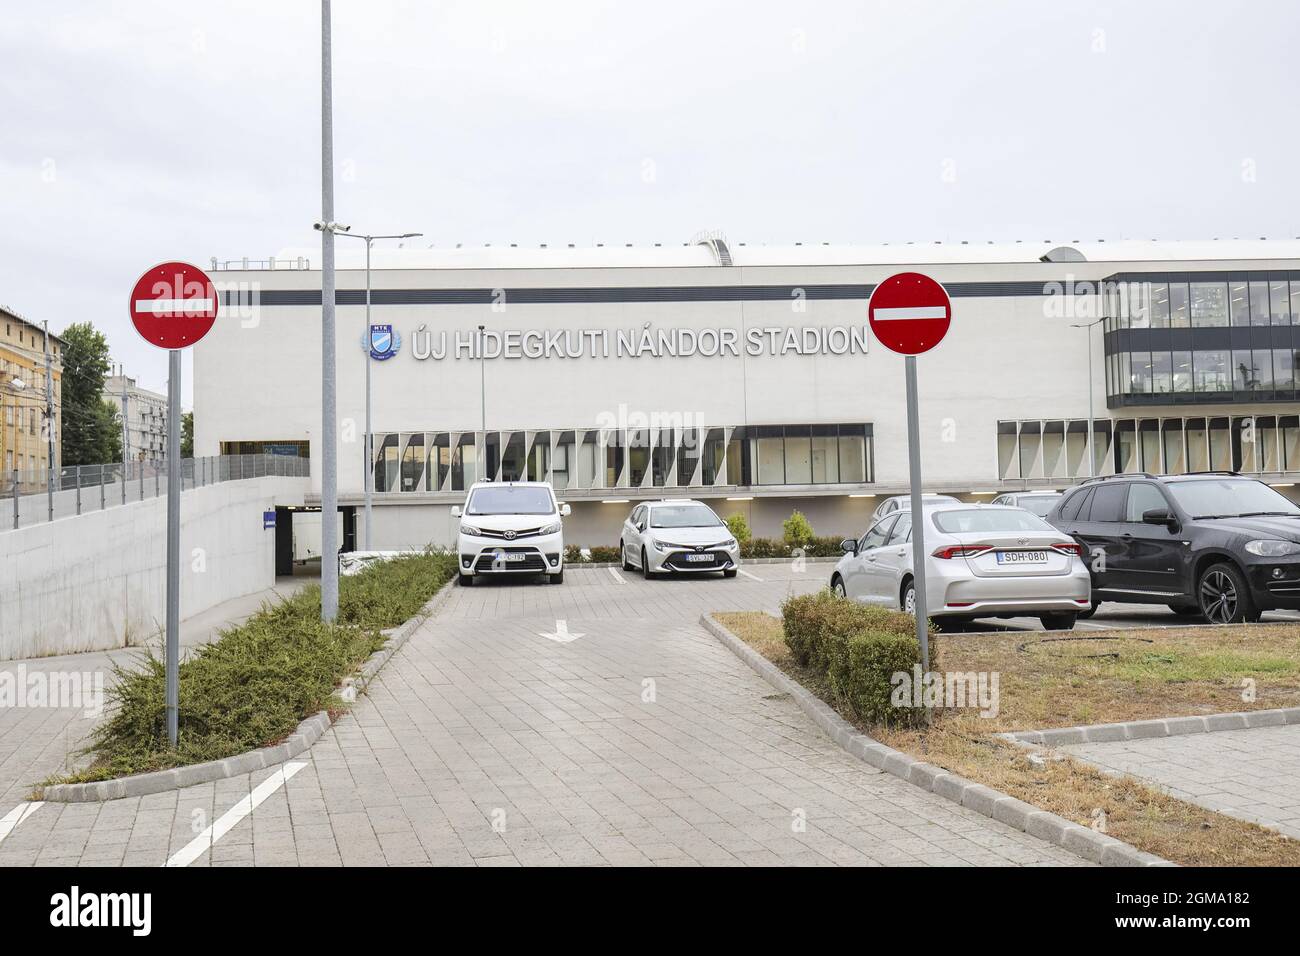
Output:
[1177,470,1241,478]
[1078,472,1158,485]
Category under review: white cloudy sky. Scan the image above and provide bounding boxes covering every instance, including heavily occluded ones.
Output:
[2,0,1297,405]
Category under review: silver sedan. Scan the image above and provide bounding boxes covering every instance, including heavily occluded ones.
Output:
[831,503,1091,629]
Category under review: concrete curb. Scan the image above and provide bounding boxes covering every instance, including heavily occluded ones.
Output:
[700,612,1173,868]
[999,706,1300,748]
[39,576,458,803]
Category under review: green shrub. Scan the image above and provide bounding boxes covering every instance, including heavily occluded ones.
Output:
[742,537,790,559]
[724,512,752,545]
[803,535,851,558]
[782,510,815,550]
[58,551,458,784]
[588,545,622,563]
[564,544,588,563]
[780,590,933,728]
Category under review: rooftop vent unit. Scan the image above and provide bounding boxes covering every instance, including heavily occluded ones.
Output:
[1040,245,1087,263]
[689,229,733,267]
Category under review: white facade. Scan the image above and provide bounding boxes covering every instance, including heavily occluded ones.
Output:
[106,373,168,463]
[194,240,1300,549]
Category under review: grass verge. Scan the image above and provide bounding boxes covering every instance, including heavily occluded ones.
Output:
[51,551,458,785]
[714,610,1300,867]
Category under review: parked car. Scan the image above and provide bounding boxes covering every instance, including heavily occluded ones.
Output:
[990,491,1062,517]
[619,499,740,578]
[1046,472,1300,624]
[870,493,960,523]
[832,503,1091,629]
[451,481,569,586]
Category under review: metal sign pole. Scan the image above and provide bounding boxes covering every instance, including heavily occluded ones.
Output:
[165,349,181,746]
[905,355,930,670]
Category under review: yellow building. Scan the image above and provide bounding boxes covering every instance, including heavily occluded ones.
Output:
[0,305,63,482]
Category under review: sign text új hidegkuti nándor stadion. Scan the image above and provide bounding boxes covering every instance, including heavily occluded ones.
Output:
[197,238,1300,550]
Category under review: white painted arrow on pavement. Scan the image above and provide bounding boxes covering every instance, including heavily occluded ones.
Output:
[539,620,584,643]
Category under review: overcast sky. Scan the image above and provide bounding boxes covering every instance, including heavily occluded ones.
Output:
[3,0,1297,405]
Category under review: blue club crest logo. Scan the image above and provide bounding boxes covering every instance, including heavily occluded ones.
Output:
[363,324,400,361]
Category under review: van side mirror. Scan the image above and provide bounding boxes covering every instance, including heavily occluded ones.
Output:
[560,503,571,517]
[840,538,858,555]
[450,505,462,518]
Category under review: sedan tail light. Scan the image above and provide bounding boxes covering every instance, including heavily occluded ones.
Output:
[932,544,992,559]
[1051,542,1084,556]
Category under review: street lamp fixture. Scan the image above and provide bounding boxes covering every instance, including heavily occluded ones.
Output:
[331,227,423,550]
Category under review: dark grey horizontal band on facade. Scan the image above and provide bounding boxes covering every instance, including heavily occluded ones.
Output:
[1106,325,1300,353]
[1105,270,1300,284]
[221,280,1057,308]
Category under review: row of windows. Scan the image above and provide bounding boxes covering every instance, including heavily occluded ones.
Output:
[1056,480,1171,525]
[1105,276,1300,329]
[999,416,1300,481]
[370,424,875,494]
[1111,347,1300,397]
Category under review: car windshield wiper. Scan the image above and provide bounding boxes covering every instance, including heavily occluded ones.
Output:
[1236,511,1300,518]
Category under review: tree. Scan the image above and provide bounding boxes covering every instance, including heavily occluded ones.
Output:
[59,322,119,466]
[181,411,193,457]
[782,510,815,550]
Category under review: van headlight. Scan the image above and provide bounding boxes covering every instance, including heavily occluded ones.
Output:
[539,522,561,535]
[460,525,482,537]
[1245,539,1300,557]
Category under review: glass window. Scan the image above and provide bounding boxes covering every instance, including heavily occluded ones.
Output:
[525,433,549,483]
[1190,281,1228,327]
[1193,350,1229,392]
[1165,477,1300,517]
[400,434,424,491]
[754,434,784,485]
[465,484,556,516]
[1127,282,1149,328]
[651,428,674,487]
[839,427,866,482]
[811,429,839,483]
[725,434,746,486]
[1124,483,1168,521]
[551,431,573,490]
[676,428,700,486]
[374,433,398,492]
[859,516,895,552]
[886,512,911,544]
[1250,281,1271,326]
[1131,352,1154,393]
[784,427,812,484]
[932,508,1053,534]
[1274,349,1297,391]
[1233,351,1264,391]
[1149,282,1170,328]
[1270,280,1291,325]
[498,431,525,481]
[648,502,723,528]
[1229,281,1251,326]
[605,430,625,487]
[1086,483,1128,522]
[577,431,598,488]
[1171,351,1192,392]
[626,429,649,487]
[701,428,725,484]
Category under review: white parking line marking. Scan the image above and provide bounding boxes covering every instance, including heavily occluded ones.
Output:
[737,568,764,581]
[606,567,626,584]
[0,802,42,846]
[1076,620,1116,630]
[164,761,307,868]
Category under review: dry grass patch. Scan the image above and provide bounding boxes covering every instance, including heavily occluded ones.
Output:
[716,609,1300,867]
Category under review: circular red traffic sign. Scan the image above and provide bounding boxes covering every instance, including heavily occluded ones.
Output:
[867,272,952,355]
[128,261,219,350]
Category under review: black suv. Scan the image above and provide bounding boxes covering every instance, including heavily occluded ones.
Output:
[1046,473,1300,624]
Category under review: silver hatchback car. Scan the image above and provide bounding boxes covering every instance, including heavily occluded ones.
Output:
[831,503,1091,629]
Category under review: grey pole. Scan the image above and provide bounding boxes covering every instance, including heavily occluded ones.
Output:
[43,321,55,522]
[10,470,17,530]
[120,369,128,505]
[1085,325,1095,478]
[319,0,340,622]
[364,236,372,551]
[478,324,486,431]
[165,349,181,747]
[904,355,930,671]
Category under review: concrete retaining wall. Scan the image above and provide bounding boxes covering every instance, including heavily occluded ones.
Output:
[0,476,310,660]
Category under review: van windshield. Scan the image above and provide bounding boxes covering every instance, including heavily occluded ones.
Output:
[466,486,555,516]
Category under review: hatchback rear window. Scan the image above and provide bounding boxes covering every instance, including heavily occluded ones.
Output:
[932,509,1054,534]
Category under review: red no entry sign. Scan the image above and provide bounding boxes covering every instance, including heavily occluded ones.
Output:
[129,261,219,350]
[867,272,951,355]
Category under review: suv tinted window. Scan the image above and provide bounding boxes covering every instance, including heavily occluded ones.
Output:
[1124,483,1168,522]
[1058,487,1093,523]
[860,516,896,552]
[1086,483,1128,522]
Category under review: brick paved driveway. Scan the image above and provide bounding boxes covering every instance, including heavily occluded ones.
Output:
[0,563,1088,866]
[1062,724,1300,840]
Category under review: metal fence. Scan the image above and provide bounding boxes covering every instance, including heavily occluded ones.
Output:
[5,453,310,531]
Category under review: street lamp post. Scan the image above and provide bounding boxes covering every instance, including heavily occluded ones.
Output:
[321,228,422,551]
[1071,316,1106,478]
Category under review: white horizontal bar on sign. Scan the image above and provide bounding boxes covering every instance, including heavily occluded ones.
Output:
[134,298,215,314]
[871,306,947,321]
